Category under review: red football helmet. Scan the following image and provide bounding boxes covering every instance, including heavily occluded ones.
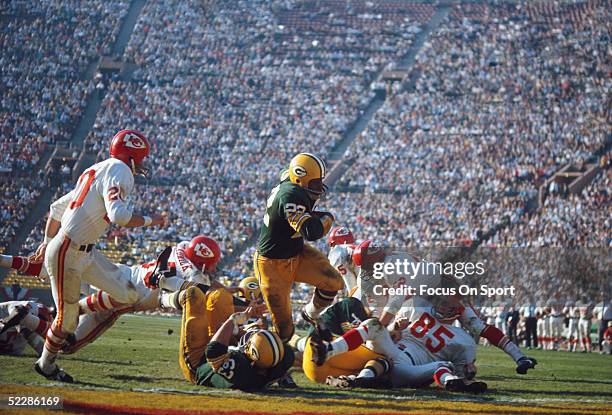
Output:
[184,236,221,272]
[109,129,151,177]
[352,240,386,269]
[327,226,355,247]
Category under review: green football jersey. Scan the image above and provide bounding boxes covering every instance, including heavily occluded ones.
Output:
[196,341,294,390]
[311,297,369,336]
[256,180,316,259]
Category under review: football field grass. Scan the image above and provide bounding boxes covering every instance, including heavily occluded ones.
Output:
[1,314,611,414]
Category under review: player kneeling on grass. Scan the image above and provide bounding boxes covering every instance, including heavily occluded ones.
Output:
[308,299,487,393]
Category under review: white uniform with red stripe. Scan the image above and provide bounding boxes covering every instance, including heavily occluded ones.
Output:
[328,244,357,295]
[359,301,475,388]
[395,297,476,380]
[65,242,209,354]
[43,158,140,347]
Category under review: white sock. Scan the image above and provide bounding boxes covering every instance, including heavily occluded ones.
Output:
[160,291,181,310]
[357,367,376,379]
[503,341,524,362]
[296,337,308,352]
[304,302,320,319]
[37,348,57,372]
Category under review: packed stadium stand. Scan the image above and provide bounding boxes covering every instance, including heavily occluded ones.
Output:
[0,0,609,298]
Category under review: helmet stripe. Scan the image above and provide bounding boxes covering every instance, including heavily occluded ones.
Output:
[261,330,280,366]
[302,153,326,178]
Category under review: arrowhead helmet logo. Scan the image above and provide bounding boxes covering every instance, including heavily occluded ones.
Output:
[335,227,350,236]
[123,133,146,149]
[194,242,214,258]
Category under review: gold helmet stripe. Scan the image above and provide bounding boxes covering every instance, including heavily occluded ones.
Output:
[302,152,326,178]
[260,330,281,366]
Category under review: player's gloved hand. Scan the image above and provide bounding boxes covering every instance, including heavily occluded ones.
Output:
[313,211,334,235]
[516,356,537,374]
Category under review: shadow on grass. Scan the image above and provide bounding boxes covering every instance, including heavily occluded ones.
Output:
[109,374,181,383]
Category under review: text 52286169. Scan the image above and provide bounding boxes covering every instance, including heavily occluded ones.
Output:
[1,395,63,409]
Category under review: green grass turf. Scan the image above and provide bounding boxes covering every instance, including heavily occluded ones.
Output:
[0,314,611,408]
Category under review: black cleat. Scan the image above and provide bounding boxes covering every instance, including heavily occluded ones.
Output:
[516,356,537,374]
[445,378,486,393]
[34,362,74,383]
[326,375,382,389]
[301,309,332,342]
[464,380,488,394]
[277,373,298,388]
[0,305,29,335]
[147,246,173,288]
[309,330,330,366]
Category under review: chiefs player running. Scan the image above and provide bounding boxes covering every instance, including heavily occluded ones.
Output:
[31,130,166,382]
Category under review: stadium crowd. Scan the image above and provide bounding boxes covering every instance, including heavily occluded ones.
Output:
[81,0,434,262]
[336,0,610,246]
[0,0,129,250]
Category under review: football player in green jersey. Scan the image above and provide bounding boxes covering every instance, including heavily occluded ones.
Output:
[254,153,344,342]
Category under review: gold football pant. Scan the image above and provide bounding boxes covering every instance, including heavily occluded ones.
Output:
[302,335,382,383]
[254,244,344,341]
[179,286,234,383]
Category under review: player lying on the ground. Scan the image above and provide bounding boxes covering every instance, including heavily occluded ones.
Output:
[165,284,293,390]
[306,297,486,393]
[0,301,54,356]
[332,239,537,375]
[0,236,223,355]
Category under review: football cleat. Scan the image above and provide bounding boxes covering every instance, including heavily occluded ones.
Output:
[308,330,331,366]
[0,305,29,335]
[34,363,74,383]
[277,372,299,388]
[145,246,172,288]
[326,375,382,389]
[516,356,537,374]
[301,309,333,342]
[445,378,487,394]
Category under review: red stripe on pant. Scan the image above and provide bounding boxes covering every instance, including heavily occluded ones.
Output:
[54,237,71,332]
